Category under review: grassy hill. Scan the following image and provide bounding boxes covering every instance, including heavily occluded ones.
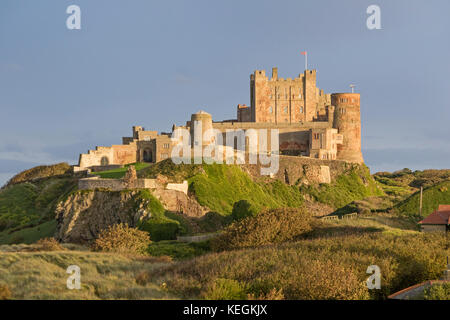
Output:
[395,180,450,218]
[300,164,383,210]
[0,164,77,245]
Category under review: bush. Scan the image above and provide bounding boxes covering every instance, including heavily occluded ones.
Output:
[231,200,260,221]
[204,278,248,300]
[149,232,448,300]
[212,208,312,251]
[92,223,151,255]
[0,284,11,300]
[35,237,64,251]
[139,219,180,242]
[423,283,450,300]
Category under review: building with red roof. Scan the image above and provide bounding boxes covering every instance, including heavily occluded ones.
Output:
[418,205,450,232]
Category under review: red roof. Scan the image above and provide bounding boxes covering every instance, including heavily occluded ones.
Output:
[419,205,450,225]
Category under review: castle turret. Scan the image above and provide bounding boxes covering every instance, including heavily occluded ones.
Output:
[190,110,213,147]
[331,93,364,163]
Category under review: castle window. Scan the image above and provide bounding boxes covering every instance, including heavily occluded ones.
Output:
[298,93,302,99]
[161,153,169,159]
[300,107,303,113]
[144,136,151,141]
[163,143,170,149]
[283,106,288,114]
[269,106,273,114]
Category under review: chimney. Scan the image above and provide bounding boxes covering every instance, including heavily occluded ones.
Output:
[272,67,278,80]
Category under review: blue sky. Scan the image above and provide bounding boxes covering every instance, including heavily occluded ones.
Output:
[1,0,449,186]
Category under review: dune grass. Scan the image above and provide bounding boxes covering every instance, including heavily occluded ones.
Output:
[0,249,176,300]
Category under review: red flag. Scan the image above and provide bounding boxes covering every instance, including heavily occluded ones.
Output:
[301,51,307,55]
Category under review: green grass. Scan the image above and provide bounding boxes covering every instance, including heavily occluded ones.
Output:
[138,159,202,182]
[301,165,383,209]
[147,240,210,260]
[90,163,151,179]
[395,180,450,218]
[317,213,419,236]
[135,190,187,241]
[0,178,76,238]
[188,163,303,215]
[0,220,57,244]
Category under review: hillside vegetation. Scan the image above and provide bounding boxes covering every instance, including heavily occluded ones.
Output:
[301,165,383,209]
[188,164,304,215]
[395,180,450,218]
[0,176,77,244]
[4,163,72,187]
[145,231,448,300]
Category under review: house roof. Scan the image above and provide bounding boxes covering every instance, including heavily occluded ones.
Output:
[419,205,450,225]
[388,280,450,299]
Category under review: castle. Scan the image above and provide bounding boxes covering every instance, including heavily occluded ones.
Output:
[75,67,363,171]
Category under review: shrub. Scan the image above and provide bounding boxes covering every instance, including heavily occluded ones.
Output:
[35,237,64,251]
[423,283,450,300]
[212,208,312,251]
[0,284,11,300]
[150,232,447,300]
[231,200,260,221]
[204,278,248,300]
[92,223,151,255]
[139,219,180,242]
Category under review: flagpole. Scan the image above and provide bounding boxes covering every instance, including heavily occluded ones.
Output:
[301,51,308,71]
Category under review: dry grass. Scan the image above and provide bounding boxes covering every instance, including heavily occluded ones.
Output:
[0,250,176,300]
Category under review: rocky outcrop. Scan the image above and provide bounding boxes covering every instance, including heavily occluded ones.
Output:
[55,190,151,244]
[55,187,208,244]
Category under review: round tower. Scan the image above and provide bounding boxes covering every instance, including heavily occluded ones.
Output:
[190,110,213,147]
[331,93,364,163]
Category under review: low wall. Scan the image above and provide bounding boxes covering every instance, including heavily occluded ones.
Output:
[78,177,188,195]
[79,177,158,191]
[166,181,189,194]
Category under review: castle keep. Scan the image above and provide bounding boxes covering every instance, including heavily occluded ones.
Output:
[75,67,363,171]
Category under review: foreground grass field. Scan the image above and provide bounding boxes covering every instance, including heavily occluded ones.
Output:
[0,247,176,300]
